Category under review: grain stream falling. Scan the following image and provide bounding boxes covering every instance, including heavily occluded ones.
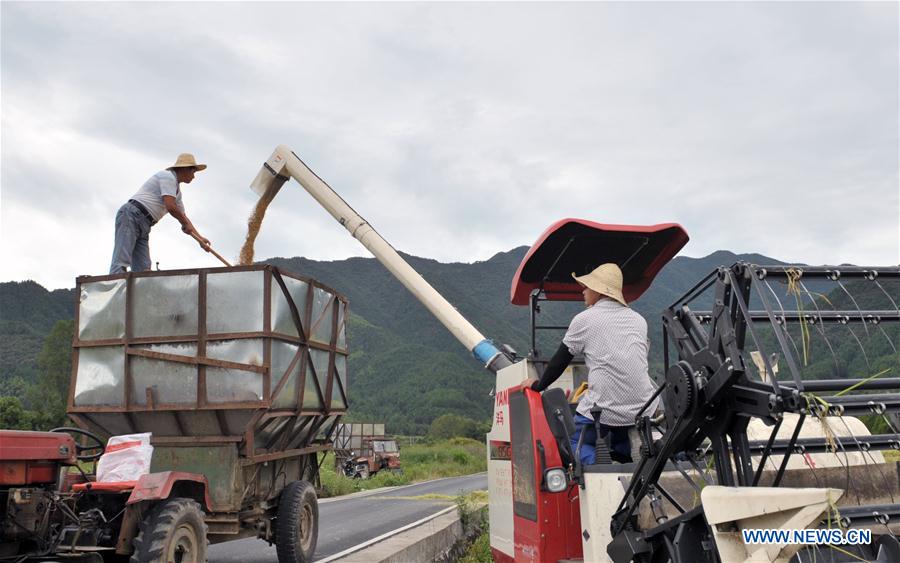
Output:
[238,185,281,265]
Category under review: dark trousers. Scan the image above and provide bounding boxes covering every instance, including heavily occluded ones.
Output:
[572,413,633,465]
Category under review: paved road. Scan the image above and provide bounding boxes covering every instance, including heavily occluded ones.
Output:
[208,472,488,562]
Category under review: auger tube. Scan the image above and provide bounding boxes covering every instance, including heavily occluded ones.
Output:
[250,145,513,373]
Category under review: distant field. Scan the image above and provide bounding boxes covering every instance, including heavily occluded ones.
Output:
[319,437,486,498]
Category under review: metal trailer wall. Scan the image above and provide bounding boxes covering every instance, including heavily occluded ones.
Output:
[333,423,386,452]
[68,265,350,472]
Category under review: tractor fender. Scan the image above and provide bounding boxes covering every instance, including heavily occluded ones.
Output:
[126,471,213,511]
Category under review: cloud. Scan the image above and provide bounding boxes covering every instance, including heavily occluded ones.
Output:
[1,2,897,291]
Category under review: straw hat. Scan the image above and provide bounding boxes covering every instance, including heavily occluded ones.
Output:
[572,263,627,306]
[169,153,207,171]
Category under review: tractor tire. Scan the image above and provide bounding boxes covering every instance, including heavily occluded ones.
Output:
[275,480,318,563]
[130,497,207,563]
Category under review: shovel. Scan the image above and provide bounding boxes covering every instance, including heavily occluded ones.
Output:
[190,232,232,267]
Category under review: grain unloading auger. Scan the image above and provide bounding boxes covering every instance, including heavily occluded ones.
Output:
[251,145,900,562]
[250,145,514,374]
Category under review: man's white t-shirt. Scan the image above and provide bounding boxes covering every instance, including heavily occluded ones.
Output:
[564,299,661,426]
[130,169,185,222]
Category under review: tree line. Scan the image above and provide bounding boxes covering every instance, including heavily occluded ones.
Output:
[0,320,73,430]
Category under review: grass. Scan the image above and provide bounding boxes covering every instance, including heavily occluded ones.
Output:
[456,490,490,563]
[884,450,900,463]
[459,529,491,563]
[319,437,486,498]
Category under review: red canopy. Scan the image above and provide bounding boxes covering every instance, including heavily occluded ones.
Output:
[510,219,689,305]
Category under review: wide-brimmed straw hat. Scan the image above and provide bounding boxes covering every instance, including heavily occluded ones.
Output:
[572,263,627,306]
[169,153,207,171]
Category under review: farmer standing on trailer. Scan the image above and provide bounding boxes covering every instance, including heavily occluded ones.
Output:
[524,263,660,464]
[109,153,213,273]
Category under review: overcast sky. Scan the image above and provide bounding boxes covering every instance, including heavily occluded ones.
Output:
[2,2,897,290]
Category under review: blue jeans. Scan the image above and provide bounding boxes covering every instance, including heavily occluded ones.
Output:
[572,413,633,465]
[110,203,152,274]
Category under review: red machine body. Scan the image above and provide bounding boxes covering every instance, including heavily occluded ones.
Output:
[126,471,213,509]
[508,388,582,562]
[0,430,76,485]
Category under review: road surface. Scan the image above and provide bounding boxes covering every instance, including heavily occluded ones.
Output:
[208,472,488,562]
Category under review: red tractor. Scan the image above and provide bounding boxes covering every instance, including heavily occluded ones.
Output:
[1,426,219,563]
[342,438,402,479]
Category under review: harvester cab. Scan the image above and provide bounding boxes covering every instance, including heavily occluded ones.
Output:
[247,146,900,563]
[510,218,690,366]
[486,219,689,561]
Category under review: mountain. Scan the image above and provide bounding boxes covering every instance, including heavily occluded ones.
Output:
[264,249,785,365]
[0,281,76,387]
[2,250,895,434]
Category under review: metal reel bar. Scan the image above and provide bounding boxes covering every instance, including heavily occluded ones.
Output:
[750,266,900,281]
[695,311,899,324]
[738,434,900,456]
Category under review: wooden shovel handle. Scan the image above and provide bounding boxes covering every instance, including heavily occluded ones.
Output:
[191,232,232,267]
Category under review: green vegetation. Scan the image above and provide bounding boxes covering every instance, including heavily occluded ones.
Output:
[318,437,486,498]
[455,489,488,529]
[428,414,490,441]
[459,529,491,563]
[0,281,75,389]
[318,452,410,498]
[456,490,490,563]
[0,396,33,430]
[0,319,73,430]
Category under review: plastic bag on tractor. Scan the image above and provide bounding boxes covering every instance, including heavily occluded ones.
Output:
[96,432,154,482]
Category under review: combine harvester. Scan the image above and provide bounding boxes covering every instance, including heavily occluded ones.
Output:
[248,145,900,562]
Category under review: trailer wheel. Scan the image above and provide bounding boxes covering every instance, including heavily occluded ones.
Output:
[276,480,318,563]
[130,498,207,563]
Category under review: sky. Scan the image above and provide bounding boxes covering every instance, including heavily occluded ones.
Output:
[1,1,897,291]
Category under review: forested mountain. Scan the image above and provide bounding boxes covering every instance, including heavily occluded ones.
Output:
[2,250,896,434]
[264,249,782,361]
[0,281,76,392]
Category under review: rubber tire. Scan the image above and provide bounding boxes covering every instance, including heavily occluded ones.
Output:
[275,481,318,563]
[130,498,208,563]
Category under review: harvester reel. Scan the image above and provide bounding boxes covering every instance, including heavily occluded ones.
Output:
[609,263,900,563]
[664,360,696,423]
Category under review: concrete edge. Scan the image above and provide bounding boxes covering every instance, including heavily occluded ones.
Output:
[325,503,487,563]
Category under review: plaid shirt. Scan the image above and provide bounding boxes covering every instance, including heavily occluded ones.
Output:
[564,299,660,426]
